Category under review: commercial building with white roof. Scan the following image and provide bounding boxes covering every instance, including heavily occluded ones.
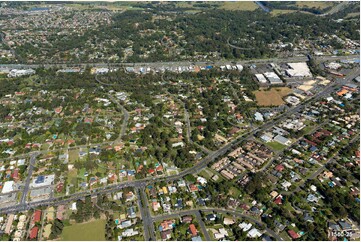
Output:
[1,181,14,193]
[255,74,267,83]
[264,72,283,84]
[286,62,312,77]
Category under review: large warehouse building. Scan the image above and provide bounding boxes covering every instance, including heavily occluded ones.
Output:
[286,62,312,77]
[264,72,283,84]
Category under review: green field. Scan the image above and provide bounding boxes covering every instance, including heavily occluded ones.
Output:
[228,186,242,198]
[198,168,214,180]
[61,220,106,241]
[68,149,79,162]
[266,141,287,151]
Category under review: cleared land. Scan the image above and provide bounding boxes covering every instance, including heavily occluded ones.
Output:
[253,87,292,106]
[295,1,335,9]
[175,1,258,11]
[270,9,312,16]
[61,219,106,241]
[220,2,258,11]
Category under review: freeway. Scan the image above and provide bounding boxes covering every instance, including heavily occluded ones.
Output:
[0,55,359,70]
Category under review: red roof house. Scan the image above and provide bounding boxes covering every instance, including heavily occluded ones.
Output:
[156,165,164,172]
[189,184,199,192]
[189,224,198,237]
[33,210,42,223]
[274,196,282,205]
[11,169,19,180]
[288,230,300,240]
[30,227,39,239]
[275,164,284,172]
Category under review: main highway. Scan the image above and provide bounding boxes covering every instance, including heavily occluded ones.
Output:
[0,55,358,70]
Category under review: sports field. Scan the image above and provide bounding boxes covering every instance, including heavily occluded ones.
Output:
[61,220,106,241]
[253,87,292,106]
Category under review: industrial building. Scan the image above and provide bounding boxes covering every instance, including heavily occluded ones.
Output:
[264,72,283,84]
[255,74,267,83]
[8,69,35,77]
[286,62,312,77]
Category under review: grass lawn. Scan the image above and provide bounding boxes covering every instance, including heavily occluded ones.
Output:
[266,141,287,151]
[198,168,214,180]
[78,168,86,179]
[302,125,316,135]
[40,143,49,151]
[61,219,106,241]
[167,170,178,176]
[67,169,78,184]
[280,230,292,241]
[284,202,296,212]
[68,149,79,163]
[228,186,242,198]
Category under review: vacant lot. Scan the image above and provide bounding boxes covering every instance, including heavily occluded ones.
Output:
[220,2,258,11]
[61,220,106,241]
[295,1,335,9]
[253,87,292,106]
[270,9,312,16]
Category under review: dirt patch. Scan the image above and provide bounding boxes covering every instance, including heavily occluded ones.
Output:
[253,87,292,106]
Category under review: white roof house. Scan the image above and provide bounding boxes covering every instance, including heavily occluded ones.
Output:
[17,159,26,166]
[172,142,185,148]
[254,112,264,122]
[281,181,292,190]
[2,181,14,193]
[197,177,207,185]
[122,228,139,237]
[247,228,262,238]
[71,202,77,211]
[239,222,252,232]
